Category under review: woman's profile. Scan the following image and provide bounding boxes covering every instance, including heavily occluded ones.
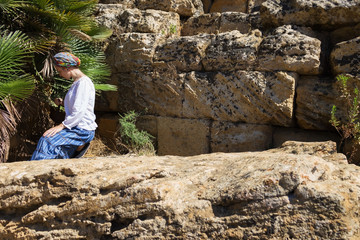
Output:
[31,52,97,160]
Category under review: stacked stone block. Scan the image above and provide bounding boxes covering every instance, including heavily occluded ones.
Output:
[95,0,359,156]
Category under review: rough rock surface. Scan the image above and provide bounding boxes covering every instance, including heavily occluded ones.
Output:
[330,36,360,76]
[181,12,254,36]
[257,25,322,75]
[261,0,360,30]
[96,5,181,37]
[111,69,297,126]
[203,30,262,71]
[1,141,360,239]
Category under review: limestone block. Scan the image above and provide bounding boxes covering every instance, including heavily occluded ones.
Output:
[119,9,181,36]
[330,23,360,45]
[182,12,253,36]
[95,4,127,34]
[257,25,321,75]
[97,114,119,140]
[154,35,212,71]
[136,115,158,139]
[211,121,273,153]
[183,70,298,127]
[273,127,339,148]
[137,0,204,17]
[330,36,360,76]
[123,70,184,117]
[203,30,262,71]
[210,0,247,13]
[296,76,341,130]
[261,0,360,30]
[157,117,210,156]
[107,33,165,73]
[182,13,221,36]
[219,12,251,34]
[96,6,180,37]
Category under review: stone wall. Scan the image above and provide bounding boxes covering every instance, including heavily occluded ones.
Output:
[94,0,360,156]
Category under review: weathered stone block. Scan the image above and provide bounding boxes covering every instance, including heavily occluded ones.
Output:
[257,25,321,75]
[157,117,210,156]
[128,70,184,117]
[210,0,247,13]
[136,115,158,139]
[330,36,360,76]
[211,121,273,152]
[154,35,212,71]
[203,30,262,71]
[97,114,119,140]
[137,0,204,17]
[182,13,222,36]
[119,9,180,36]
[261,0,360,30]
[95,4,127,35]
[182,12,253,36]
[107,33,165,73]
[96,6,180,37]
[183,70,298,126]
[219,12,251,33]
[296,76,339,130]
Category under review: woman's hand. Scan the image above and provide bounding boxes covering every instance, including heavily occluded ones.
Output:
[54,98,63,106]
[43,123,65,137]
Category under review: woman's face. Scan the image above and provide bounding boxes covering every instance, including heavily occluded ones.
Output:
[55,66,71,80]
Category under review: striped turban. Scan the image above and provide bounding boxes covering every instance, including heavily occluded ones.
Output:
[53,52,81,67]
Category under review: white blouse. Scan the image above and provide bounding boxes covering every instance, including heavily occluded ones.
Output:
[62,76,97,131]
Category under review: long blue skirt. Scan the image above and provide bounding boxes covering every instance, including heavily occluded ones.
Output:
[30,127,95,160]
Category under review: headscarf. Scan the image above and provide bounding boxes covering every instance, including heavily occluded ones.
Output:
[53,52,81,67]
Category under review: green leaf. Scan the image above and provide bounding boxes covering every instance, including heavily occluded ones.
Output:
[94,84,117,92]
[0,74,35,102]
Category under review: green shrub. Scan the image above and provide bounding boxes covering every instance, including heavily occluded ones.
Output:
[117,111,155,155]
[330,74,360,162]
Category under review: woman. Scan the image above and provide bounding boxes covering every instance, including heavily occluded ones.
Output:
[31,52,97,160]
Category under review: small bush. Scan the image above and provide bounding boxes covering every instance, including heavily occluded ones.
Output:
[117,111,155,155]
[330,74,360,162]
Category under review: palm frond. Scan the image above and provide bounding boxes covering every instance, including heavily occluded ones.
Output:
[54,0,97,14]
[0,30,33,81]
[69,28,92,41]
[94,83,117,92]
[0,0,27,14]
[85,25,113,41]
[63,11,93,32]
[0,75,35,102]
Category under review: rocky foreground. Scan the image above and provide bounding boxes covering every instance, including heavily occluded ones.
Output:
[1,141,360,239]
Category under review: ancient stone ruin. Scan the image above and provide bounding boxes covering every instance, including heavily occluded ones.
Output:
[2,1,360,239]
[94,0,360,160]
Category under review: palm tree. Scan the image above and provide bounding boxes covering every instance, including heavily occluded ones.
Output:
[0,0,114,162]
[0,30,35,162]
